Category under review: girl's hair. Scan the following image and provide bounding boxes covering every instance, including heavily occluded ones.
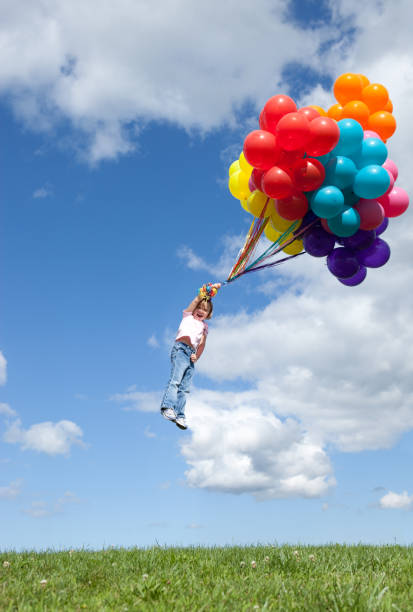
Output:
[199,298,213,319]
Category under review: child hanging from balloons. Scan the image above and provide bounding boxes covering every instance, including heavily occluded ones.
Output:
[160,283,220,430]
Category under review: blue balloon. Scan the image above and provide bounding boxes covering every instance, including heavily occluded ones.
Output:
[353,138,388,168]
[314,152,332,166]
[342,187,359,207]
[311,186,345,219]
[353,165,391,199]
[327,207,361,237]
[325,156,357,189]
[333,119,364,156]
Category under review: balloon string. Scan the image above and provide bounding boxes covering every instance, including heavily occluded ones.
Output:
[226,199,270,281]
[222,218,317,285]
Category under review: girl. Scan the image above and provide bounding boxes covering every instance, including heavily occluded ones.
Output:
[160,285,220,430]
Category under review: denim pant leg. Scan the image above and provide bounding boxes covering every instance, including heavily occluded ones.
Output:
[175,359,194,419]
[161,343,194,414]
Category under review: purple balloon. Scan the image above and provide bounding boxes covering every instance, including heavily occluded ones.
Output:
[338,265,367,286]
[303,225,336,257]
[342,229,376,250]
[356,238,390,268]
[375,217,389,236]
[327,247,360,278]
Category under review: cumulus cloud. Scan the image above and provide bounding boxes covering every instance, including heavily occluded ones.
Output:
[181,390,335,500]
[0,479,22,500]
[3,419,85,456]
[0,352,7,386]
[0,0,343,162]
[109,390,161,412]
[379,491,413,510]
[0,403,17,418]
[33,184,53,198]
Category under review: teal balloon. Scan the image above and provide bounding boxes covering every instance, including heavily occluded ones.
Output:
[311,186,345,219]
[353,165,391,199]
[342,187,359,207]
[353,138,388,168]
[328,207,361,237]
[314,152,332,166]
[325,156,357,189]
[333,119,364,156]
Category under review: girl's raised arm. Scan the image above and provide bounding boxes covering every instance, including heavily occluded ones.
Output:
[185,295,202,313]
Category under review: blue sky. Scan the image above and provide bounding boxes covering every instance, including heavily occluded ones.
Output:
[1,0,413,550]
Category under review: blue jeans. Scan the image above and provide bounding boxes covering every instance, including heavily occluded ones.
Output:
[161,342,195,418]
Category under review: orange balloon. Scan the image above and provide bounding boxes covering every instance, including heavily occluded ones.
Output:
[362,83,389,113]
[358,74,370,88]
[341,100,370,128]
[333,73,364,105]
[383,99,393,113]
[367,111,396,140]
[327,103,343,121]
[308,105,327,117]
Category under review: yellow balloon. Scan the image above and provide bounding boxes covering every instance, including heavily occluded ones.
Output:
[264,222,280,243]
[247,190,270,217]
[240,198,249,212]
[229,160,240,176]
[282,238,304,255]
[239,152,253,173]
[269,208,302,233]
[228,170,250,200]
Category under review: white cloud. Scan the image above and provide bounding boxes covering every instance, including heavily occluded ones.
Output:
[0,479,22,500]
[379,491,413,510]
[177,233,246,279]
[0,403,17,418]
[3,419,85,456]
[33,184,53,198]
[109,390,161,412]
[0,352,7,386]
[181,390,335,500]
[0,0,341,162]
[147,334,160,349]
[144,425,156,438]
[23,490,81,518]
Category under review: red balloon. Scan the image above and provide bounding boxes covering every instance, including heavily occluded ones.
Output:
[277,148,305,174]
[298,106,321,121]
[355,198,385,230]
[251,168,265,191]
[243,130,279,170]
[306,117,340,156]
[259,95,297,134]
[276,112,311,151]
[291,158,326,191]
[262,166,294,199]
[276,191,308,220]
[321,218,334,234]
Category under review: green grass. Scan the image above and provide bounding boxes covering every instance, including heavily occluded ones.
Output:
[1,545,413,610]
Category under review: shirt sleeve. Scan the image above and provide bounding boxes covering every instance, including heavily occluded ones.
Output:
[203,322,209,336]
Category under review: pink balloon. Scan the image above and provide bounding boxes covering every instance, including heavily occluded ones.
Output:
[382,159,398,181]
[378,187,409,218]
[363,130,380,140]
[382,169,394,195]
[248,176,256,192]
[356,199,385,230]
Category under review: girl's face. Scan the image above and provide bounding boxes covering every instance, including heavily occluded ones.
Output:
[193,302,211,320]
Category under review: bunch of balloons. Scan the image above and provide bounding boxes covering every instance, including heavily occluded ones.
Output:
[228,72,409,285]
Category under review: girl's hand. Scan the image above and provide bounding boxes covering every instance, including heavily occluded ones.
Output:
[190,354,197,363]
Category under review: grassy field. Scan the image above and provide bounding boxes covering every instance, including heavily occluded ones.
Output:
[1,544,413,611]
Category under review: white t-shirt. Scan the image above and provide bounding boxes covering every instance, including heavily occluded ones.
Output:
[175,310,208,350]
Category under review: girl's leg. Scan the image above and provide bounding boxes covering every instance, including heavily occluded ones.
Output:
[175,361,194,419]
[161,344,191,412]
